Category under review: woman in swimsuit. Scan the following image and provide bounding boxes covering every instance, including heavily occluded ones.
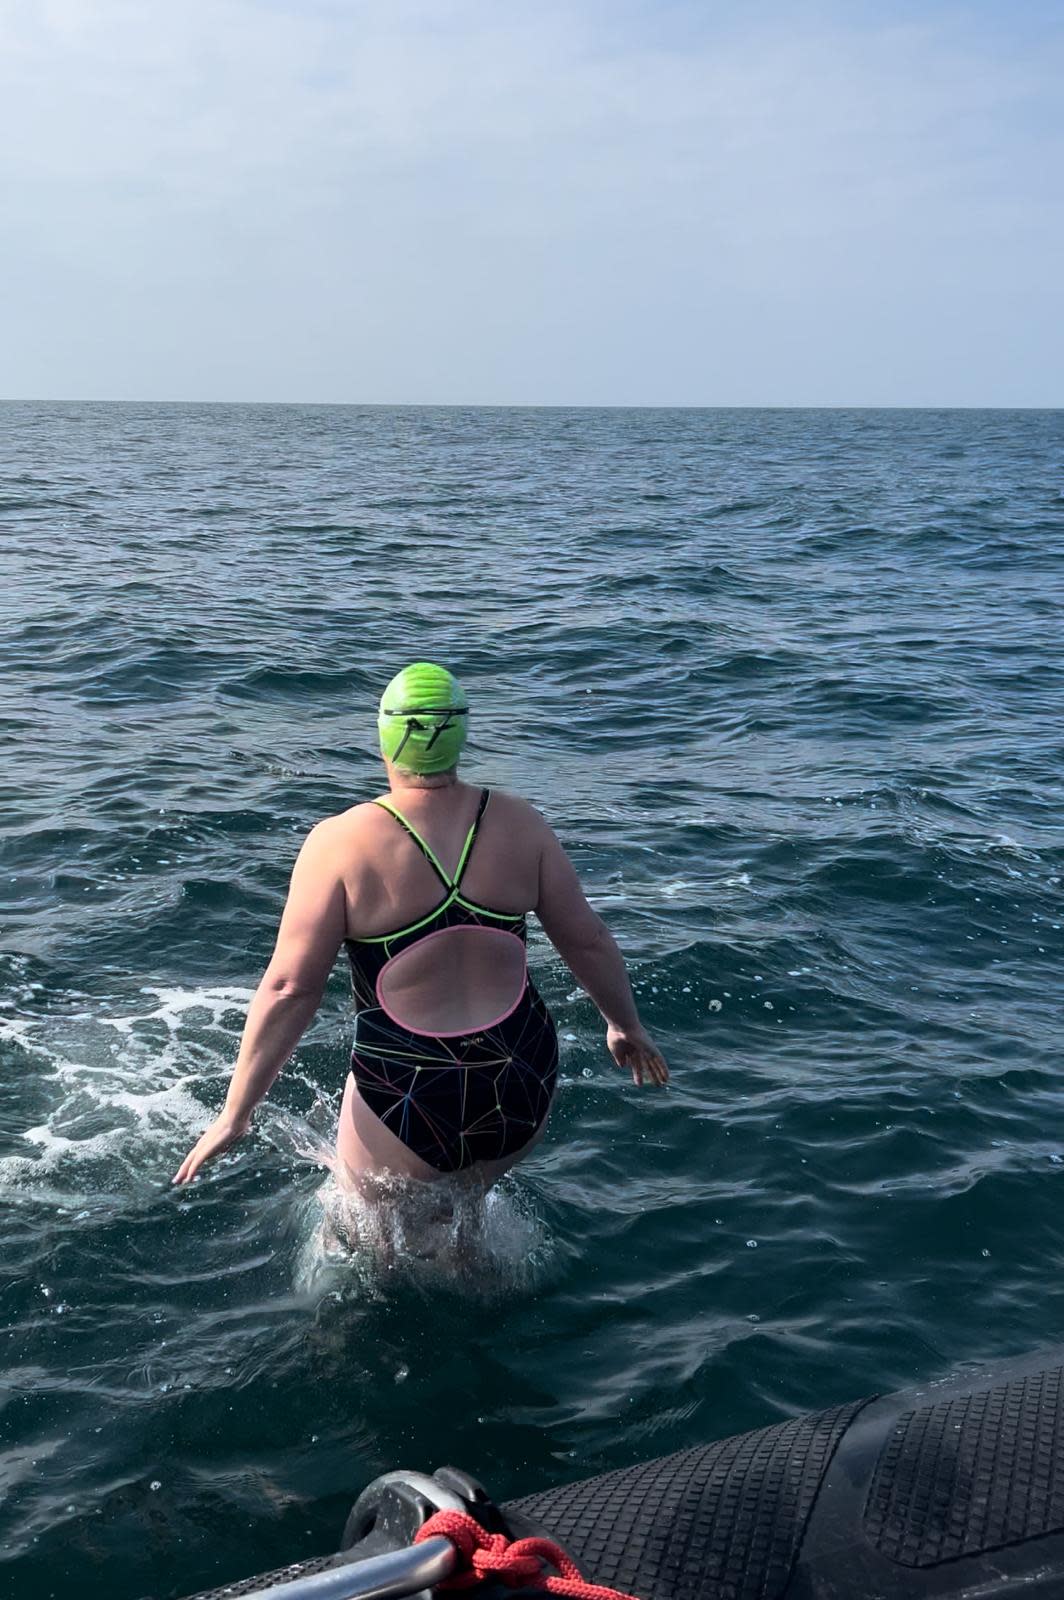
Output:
[173,662,668,1189]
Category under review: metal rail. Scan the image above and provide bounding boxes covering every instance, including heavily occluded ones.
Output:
[229,1535,458,1600]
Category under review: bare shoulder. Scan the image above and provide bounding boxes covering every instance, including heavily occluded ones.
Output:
[485,789,553,840]
[329,798,392,830]
[299,801,393,859]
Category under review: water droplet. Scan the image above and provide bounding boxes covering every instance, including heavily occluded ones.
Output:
[708,999,722,1012]
[981,1249,990,1258]
[150,1481,162,1493]
[763,1001,773,1010]
[746,1239,758,1249]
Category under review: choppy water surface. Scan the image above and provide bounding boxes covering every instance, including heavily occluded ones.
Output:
[2,403,1063,1600]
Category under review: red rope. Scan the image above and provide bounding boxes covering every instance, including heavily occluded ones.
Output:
[415,1509,642,1600]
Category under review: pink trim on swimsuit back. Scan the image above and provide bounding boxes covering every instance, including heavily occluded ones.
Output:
[375,924,528,1038]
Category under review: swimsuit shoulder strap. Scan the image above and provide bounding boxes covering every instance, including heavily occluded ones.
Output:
[453,789,491,887]
[372,798,451,888]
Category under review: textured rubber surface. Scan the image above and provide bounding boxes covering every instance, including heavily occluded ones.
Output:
[508,1399,867,1600]
[865,1363,1064,1568]
[183,1553,345,1598]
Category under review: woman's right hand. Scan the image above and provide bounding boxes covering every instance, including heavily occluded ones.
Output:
[606,1023,669,1086]
[172,1112,251,1186]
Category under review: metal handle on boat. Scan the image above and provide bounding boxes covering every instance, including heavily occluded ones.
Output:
[231,1471,470,1600]
[230,1534,458,1600]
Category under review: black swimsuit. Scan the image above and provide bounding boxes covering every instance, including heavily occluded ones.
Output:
[345,790,558,1173]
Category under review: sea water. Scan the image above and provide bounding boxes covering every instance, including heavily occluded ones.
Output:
[1,403,1062,1599]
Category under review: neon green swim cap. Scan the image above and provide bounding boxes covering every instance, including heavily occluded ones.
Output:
[378,662,469,774]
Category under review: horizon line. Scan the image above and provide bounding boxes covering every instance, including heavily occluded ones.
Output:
[2,397,1062,412]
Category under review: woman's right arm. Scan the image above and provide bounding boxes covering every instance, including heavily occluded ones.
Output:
[172,821,347,1184]
[535,824,668,1087]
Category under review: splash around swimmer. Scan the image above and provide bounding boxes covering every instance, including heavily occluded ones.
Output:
[174,663,667,1190]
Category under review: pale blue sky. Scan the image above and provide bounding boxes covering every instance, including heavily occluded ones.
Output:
[1,0,1061,404]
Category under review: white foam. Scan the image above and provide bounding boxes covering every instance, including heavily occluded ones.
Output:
[292,1168,553,1303]
[253,1094,554,1299]
[2,986,555,1298]
[0,985,252,1201]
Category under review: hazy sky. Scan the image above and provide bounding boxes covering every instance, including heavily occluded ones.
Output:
[1,0,1061,405]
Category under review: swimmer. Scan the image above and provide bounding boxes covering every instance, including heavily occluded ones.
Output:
[173,663,667,1189]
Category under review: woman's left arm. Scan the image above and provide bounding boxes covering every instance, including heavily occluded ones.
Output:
[172,822,347,1184]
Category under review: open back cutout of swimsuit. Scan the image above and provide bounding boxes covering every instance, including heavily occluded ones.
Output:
[345,790,558,1173]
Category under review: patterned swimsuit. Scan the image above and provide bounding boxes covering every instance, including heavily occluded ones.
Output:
[345,790,558,1173]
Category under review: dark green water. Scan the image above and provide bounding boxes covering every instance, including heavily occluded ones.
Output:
[1,403,1063,1600]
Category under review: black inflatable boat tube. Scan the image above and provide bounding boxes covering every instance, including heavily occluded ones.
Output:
[180,1345,1064,1600]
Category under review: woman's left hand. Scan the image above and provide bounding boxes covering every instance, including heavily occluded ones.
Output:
[172,1113,250,1185]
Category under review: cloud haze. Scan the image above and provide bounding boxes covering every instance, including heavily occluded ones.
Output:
[1,0,1061,404]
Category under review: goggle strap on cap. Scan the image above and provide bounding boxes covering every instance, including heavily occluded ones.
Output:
[380,707,469,717]
[383,705,468,762]
[390,720,418,761]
